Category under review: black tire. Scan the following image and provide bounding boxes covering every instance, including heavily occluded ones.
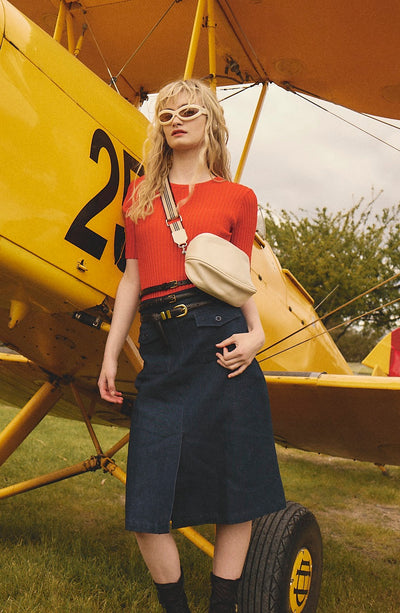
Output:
[238,502,323,613]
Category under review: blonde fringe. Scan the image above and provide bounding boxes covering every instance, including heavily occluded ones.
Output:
[127,79,231,222]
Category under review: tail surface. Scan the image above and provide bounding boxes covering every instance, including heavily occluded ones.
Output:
[362,328,400,376]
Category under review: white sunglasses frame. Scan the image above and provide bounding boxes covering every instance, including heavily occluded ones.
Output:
[158,104,208,126]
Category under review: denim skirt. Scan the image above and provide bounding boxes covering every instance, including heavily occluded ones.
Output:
[125,293,286,534]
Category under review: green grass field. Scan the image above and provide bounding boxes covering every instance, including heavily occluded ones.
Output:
[0,405,399,612]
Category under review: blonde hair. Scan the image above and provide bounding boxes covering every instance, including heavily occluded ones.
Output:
[128,79,232,222]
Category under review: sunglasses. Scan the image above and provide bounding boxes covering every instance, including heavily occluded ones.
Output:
[158,104,208,125]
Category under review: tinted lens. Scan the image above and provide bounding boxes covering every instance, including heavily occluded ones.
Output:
[158,111,174,124]
[179,106,201,119]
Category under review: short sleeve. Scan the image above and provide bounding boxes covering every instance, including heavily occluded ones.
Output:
[231,187,258,260]
[123,181,138,259]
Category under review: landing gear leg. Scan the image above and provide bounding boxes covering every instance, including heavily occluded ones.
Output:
[0,380,62,468]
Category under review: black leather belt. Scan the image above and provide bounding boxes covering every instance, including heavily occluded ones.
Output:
[140,279,192,298]
[139,290,202,311]
[140,300,211,322]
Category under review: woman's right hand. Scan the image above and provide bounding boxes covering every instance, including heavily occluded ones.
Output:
[98,358,124,404]
[97,259,140,405]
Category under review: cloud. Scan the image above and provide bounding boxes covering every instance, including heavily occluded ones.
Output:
[223,84,400,214]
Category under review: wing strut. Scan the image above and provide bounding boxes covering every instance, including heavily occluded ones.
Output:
[53,0,86,56]
[183,0,267,179]
[184,0,207,80]
[207,0,217,91]
[184,0,217,92]
[53,0,67,44]
[234,82,268,183]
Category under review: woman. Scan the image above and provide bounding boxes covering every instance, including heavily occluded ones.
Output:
[98,79,285,613]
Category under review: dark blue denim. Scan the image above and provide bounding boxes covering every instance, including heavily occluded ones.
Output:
[125,294,285,533]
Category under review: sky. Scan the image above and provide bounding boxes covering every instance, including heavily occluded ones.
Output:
[221,83,400,216]
[141,82,400,219]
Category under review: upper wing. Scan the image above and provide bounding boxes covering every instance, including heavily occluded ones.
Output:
[10,0,400,118]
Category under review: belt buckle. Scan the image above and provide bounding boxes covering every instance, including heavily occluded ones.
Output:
[160,304,188,320]
[175,304,188,318]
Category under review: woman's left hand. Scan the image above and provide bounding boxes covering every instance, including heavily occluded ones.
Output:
[215,329,265,378]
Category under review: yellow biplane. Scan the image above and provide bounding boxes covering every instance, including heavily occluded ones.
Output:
[1,1,400,611]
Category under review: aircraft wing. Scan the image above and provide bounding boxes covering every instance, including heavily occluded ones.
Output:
[0,347,133,427]
[265,371,400,466]
[11,0,400,118]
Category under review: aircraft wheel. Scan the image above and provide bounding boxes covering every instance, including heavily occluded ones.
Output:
[238,502,323,613]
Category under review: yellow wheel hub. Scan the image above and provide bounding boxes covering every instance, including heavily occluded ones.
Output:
[289,547,313,612]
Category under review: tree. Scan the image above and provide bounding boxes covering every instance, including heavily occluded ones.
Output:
[262,193,400,360]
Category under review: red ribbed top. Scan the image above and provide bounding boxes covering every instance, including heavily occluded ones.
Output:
[123,176,257,299]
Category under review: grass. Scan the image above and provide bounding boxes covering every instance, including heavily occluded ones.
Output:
[0,405,399,612]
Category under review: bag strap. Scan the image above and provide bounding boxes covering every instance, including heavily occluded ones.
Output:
[160,179,188,254]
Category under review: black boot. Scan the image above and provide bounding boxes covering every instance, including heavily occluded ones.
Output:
[208,573,240,613]
[154,570,191,613]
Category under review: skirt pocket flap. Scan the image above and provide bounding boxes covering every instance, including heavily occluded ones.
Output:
[193,304,242,328]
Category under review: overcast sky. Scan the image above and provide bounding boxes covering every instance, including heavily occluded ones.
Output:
[222,83,400,216]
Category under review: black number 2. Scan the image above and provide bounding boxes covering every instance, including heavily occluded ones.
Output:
[65,128,143,266]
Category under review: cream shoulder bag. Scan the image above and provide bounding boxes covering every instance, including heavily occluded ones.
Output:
[161,180,256,307]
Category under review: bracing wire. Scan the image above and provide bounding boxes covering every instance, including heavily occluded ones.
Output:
[84,15,120,94]
[256,271,400,358]
[314,285,339,312]
[292,90,400,153]
[80,2,179,92]
[218,82,260,103]
[115,1,179,81]
[259,296,400,365]
[219,0,268,81]
[361,113,400,131]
